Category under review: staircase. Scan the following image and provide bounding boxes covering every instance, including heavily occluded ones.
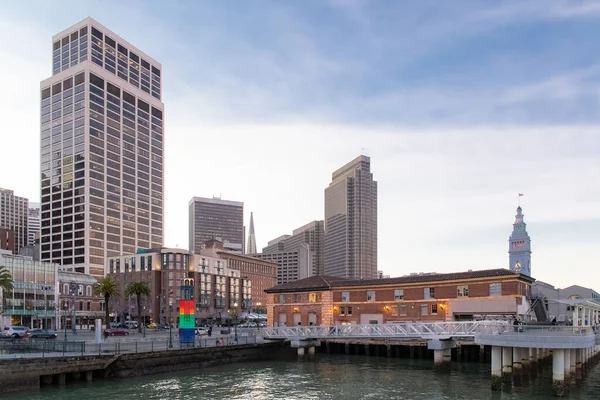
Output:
[528,296,548,322]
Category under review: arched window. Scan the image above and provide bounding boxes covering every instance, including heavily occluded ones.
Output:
[63,284,69,294]
[86,286,92,297]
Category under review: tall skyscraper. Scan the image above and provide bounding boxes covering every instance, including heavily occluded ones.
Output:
[246,211,257,254]
[508,206,532,276]
[263,220,324,276]
[189,196,244,254]
[252,243,311,285]
[40,18,164,278]
[324,155,377,279]
[0,188,29,253]
[28,202,41,246]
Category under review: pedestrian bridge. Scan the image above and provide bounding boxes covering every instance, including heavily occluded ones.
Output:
[262,321,505,340]
[263,321,600,342]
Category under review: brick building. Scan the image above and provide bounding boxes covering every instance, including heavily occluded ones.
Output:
[0,228,15,253]
[265,269,535,327]
[57,270,104,329]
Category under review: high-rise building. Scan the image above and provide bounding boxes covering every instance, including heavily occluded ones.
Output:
[252,243,311,285]
[28,202,41,246]
[0,228,15,253]
[40,18,164,278]
[189,196,244,254]
[246,211,257,254]
[263,220,324,276]
[324,155,377,279]
[508,206,532,276]
[0,188,29,253]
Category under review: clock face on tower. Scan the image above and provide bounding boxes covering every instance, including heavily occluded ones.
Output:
[513,261,522,272]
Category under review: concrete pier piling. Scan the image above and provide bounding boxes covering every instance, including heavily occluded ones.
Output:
[491,346,502,391]
[552,349,566,397]
[502,347,513,383]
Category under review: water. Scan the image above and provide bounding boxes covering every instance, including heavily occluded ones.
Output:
[10,355,600,399]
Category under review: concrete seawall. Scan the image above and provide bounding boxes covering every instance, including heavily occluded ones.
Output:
[0,342,283,395]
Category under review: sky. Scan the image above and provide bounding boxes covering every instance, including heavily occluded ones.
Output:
[0,0,599,289]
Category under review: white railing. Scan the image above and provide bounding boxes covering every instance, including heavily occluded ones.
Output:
[476,324,594,336]
[262,320,510,340]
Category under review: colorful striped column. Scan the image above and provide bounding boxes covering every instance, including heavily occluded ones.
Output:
[179,299,195,344]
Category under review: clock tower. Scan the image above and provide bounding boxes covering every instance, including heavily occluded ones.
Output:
[508,206,532,276]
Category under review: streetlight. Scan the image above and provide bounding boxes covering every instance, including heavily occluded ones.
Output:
[63,301,68,341]
[168,300,173,348]
[70,282,78,335]
[143,305,146,338]
[234,302,238,343]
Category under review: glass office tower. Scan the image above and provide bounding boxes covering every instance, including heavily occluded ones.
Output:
[40,18,164,278]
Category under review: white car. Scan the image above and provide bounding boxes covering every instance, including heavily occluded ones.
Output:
[3,326,31,338]
[195,327,209,336]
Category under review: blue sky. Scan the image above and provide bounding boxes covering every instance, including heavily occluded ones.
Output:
[0,1,599,288]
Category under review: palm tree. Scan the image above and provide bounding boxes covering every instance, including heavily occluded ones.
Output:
[125,281,151,333]
[94,276,120,329]
[0,266,13,294]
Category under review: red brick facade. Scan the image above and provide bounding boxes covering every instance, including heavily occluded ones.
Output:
[266,269,534,327]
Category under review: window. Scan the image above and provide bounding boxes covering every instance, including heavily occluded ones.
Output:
[400,305,407,315]
[341,291,349,302]
[86,286,92,296]
[421,304,428,315]
[367,291,376,302]
[457,285,469,297]
[347,307,352,316]
[431,304,438,314]
[394,289,404,300]
[293,293,301,303]
[308,292,317,303]
[279,294,286,304]
[489,283,502,296]
[424,288,434,299]
[340,306,346,316]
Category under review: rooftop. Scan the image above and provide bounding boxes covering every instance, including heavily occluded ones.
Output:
[265,268,534,293]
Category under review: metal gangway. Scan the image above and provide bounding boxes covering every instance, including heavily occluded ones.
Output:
[262,320,509,340]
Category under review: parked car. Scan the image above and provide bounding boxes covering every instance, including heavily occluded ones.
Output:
[3,326,31,338]
[110,322,122,328]
[104,328,130,336]
[220,327,231,335]
[123,321,138,329]
[146,323,158,329]
[0,332,13,340]
[238,322,258,328]
[29,329,58,339]
[195,327,209,336]
[258,322,267,328]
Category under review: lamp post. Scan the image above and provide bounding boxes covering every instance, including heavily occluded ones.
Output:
[234,302,238,342]
[143,305,146,338]
[168,300,173,348]
[70,282,78,335]
[63,301,68,341]
[157,294,163,329]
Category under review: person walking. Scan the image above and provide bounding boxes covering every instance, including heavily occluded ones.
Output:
[208,326,212,337]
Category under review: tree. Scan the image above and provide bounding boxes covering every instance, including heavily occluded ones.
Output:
[94,276,120,328]
[0,266,13,294]
[125,281,151,333]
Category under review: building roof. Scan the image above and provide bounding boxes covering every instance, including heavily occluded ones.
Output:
[58,270,98,285]
[265,268,534,293]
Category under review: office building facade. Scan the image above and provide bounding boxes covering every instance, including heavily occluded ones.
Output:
[0,228,15,253]
[251,243,311,285]
[324,155,377,279]
[108,247,251,325]
[40,18,164,278]
[0,188,29,254]
[189,197,244,254]
[28,202,41,246]
[0,250,58,329]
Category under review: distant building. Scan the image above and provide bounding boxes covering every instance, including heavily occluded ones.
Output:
[246,212,257,254]
[532,281,600,324]
[324,155,377,279]
[0,250,58,329]
[263,220,324,276]
[108,246,252,326]
[57,270,103,330]
[377,270,390,279]
[0,188,28,254]
[28,202,40,246]
[251,243,312,285]
[189,196,244,254]
[265,269,534,327]
[201,239,277,308]
[19,242,41,261]
[508,206,532,276]
[0,228,15,253]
